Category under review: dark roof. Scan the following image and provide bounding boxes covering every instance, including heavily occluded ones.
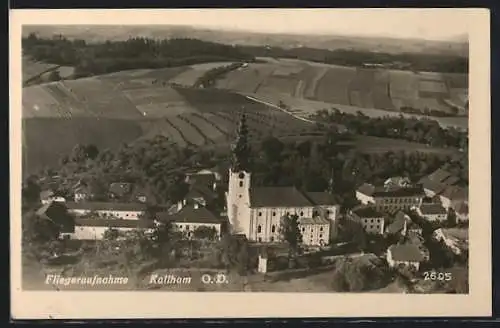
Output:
[298,217,330,225]
[157,205,223,224]
[74,218,154,228]
[249,187,313,208]
[36,202,53,216]
[185,185,213,201]
[389,244,425,262]
[304,192,337,206]
[441,186,468,201]
[357,183,375,196]
[441,175,460,186]
[66,201,146,212]
[421,179,447,194]
[418,204,447,215]
[351,205,384,218]
[357,183,424,198]
[427,168,452,183]
[109,182,133,197]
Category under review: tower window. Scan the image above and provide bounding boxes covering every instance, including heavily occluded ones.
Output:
[272,212,276,216]
[271,225,276,233]
[270,236,274,242]
[239,172,245,179]
[258,237,262,242]
[320,227,323,232]
[239,181,243,187]
[257,225,262,233]
[300,211,304,216]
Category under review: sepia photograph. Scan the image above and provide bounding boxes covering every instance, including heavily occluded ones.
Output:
[10,8,490,319]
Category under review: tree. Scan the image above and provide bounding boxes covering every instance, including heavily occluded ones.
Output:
[217,234,250,275]
[47,70,61,82]
[193,226,218,241]
[280,214,303,269]
[445,208,457,228]
[22,178,41,205]
[103,228,120,241]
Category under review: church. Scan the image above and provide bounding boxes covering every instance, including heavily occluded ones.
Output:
[225,114,340,246]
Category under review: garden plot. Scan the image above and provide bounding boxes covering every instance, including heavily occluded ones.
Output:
[257,75,299,97]
[182,113,226,143]
[23,85,66,118]
[418,79,449,98]
[371,70,395,110]
[444,73,468,89]
[123,86,186,107]
[170,62,234,87]
[314,66,357,106]
[138,120,187,146]
[63,79,142,118]
[167,115,206,146]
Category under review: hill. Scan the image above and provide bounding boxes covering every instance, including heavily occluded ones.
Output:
[23,25,468,57]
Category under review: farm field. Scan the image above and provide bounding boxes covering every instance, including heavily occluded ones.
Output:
[23,57,75,84]
[169,62,235,87]
[217,59,468,116]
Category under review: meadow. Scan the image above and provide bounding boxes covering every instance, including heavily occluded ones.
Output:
[22,59,467,174]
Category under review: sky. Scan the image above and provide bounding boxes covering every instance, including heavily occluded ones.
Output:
[150,9,472,41]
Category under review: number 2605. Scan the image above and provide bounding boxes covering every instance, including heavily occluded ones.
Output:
[423,271,452,281]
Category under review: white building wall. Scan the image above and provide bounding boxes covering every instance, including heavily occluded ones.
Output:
[173,222,222,239]
[299,223,330,246]
[226,169,251,234]
[356,191,375,205]
[67,209,143,220]
[360,218,384,234]
[71,226,138,240]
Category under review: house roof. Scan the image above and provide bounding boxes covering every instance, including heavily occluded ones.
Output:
[65,201,147,212]
[249,187,313,208]
[418,203,447,215]
[157,205,223,224]
[357,183,424,198]
[109,182,133,196]
[185,185,213,201]
[389,244,425,262]
[351,205,384,218]
[441,186,468,201]
[455,202,469,215]
[74,217,154,228]
[36,202,53,216]
[298,216,330,225]
[384,176,410,187]
[427,168,452,183]
[357,183,375,196]
[304,192,337,206]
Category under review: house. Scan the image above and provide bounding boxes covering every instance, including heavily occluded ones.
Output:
[73,185,93,202]
[68,217,154,240]
[432,228,462,255]
[157,203,225,239]
[298,216,331,246]
[454,202,469,223]
[384,176,411,189]
[415,203,448,222]
[419,168,461,197]
[109,182,133,199]
[183,184,214,208]
[348,205,385,235]
[65,202,146,220]
[40,189,65,204]
[355,183,424,212]
[440,186,468,210]
[186,171,219,191]
[386,244,425,271]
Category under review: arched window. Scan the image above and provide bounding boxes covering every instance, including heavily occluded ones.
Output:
[257,225,262,233]
[270,236,274,242]
[258,212,262,216]
[239,172,245,179]
[239,181,243,187]
[300,211,304,216]
[271,225,276,233]
[320,227,323,232]
[272,212,276,216]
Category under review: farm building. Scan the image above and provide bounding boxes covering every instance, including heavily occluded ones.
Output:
[414,203,447,222]
[386,244,425,271]
[65,217,155,241]
[157,202,225,240]
[356,183,424,212]
[65,201,146,220]
[348,205,385,235]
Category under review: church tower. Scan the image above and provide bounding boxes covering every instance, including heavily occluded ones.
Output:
[226,112,252,234]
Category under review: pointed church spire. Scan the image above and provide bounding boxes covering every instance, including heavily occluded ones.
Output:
[231,110,250,172]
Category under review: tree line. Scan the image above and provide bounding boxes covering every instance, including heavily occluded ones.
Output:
[22,34,254,78]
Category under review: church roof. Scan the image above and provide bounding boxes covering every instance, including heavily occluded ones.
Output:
[304,192,337,206]
[249,187,313,208]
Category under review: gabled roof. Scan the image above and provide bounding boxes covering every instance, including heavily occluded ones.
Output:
[66,201,146,212]
[357,183,424,198]
[389,244,425,262]
[186,173,216,188]
[304,192,337,206]
[249,187,313,208]
[441,186,468,201]
[418,203,447,215]
[357,183,375,196]
[427,168,452,183]
[157,205,222,224]
[351,205,384,219]
[385,211,409,234]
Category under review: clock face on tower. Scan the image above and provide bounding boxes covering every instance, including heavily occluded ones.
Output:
[239,172,245,179]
